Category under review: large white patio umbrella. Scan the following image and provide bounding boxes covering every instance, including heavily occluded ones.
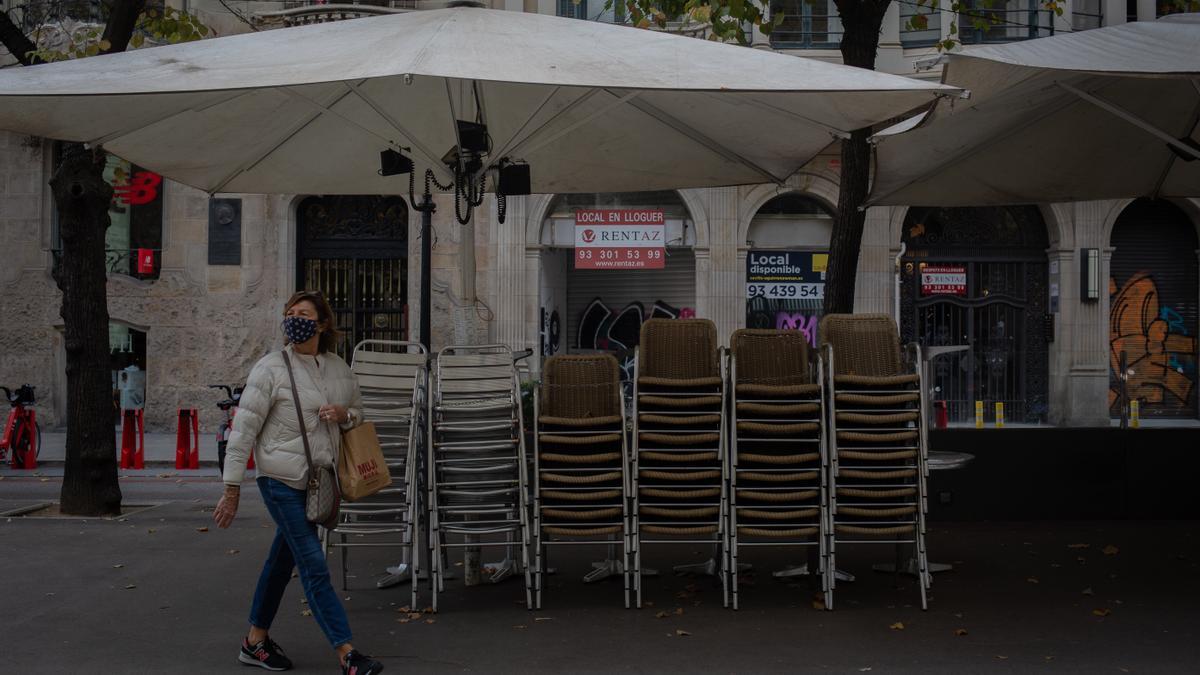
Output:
[0,4,955,347]
[869,14,1200,206]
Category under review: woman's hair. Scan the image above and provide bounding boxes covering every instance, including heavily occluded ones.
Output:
[283,290,340,354]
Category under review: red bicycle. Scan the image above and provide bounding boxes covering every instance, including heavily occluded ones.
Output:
[0,384,41,469]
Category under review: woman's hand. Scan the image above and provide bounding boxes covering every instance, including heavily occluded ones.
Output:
[214,485,240,528]
[318,404,348,424]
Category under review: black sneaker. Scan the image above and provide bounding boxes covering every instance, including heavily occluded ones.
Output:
[239,637,293,671]
[341,649,384,675]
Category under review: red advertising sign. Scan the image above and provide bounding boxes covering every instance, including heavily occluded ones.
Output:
[137,248,156,275]
[575,209,665,269]
[921,264,967,296]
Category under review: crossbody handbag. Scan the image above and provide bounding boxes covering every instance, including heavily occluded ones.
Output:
[282,350,340,529]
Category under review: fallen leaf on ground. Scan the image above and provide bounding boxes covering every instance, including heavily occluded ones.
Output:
[954,628,968,636]
[1045,656,1055,661]
[1103,545,1120,556]
[674,607,684,616]
[112,564,124,569]
[675,629,691,637]
[1027,577,1039,584]
[407,612,422,620]
[398,606,411,613]
[422,606,434,613]
[124,584,136,590]
[196,527,209,533]
[655,611,671,619]
[226,549,240,555]
[1082,587,1094,596]
[953,612,964,619]
[812,598,826,611]
[397,618,410,624]
[858,668,873,672]
[1093,608,1112,617]
[1067,543,1090,549]
[301,609,312,616]
[996,655,1008,660]
[424,618,436,624]
[534,617,554,622]
[890,622,905,631]
[147,529,156,534]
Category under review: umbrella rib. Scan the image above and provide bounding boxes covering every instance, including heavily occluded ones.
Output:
[343,81,453,182]
[209,88,354,194]
[868,87,1082,205]
[724,94,851,140]
[1151,87,1200,198]
[87,90,251,147]
[282,85,399,149]
[486,86,562,165]
[506,89,637,159]
[1057,81,1200,162]
[613,91,783,185]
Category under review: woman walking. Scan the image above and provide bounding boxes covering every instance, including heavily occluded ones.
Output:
[214,290,384,674]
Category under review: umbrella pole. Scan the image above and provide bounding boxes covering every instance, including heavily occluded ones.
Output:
[419,191,435,351]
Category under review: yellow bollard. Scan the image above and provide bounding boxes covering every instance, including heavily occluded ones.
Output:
[1130,400,1139,429]
[995,402,1005,428]
[975,400,984,429]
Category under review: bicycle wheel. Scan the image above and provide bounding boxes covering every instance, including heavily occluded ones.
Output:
[12,419,38,466]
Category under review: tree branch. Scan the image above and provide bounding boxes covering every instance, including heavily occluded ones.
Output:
[0,10,42,66]
[101,0,147,54]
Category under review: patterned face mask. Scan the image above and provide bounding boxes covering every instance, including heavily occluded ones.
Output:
[282,316,319,344]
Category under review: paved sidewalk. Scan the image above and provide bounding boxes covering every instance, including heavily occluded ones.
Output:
[32,431,218,467]
[1,474,1198,674]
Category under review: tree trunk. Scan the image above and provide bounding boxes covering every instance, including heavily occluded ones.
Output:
[823,0,890,316]
[51,145,122,516]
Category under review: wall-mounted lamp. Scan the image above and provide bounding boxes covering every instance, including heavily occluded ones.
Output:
[1080,248,1100,301]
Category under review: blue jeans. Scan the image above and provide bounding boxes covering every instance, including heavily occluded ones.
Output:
[249,477,352,648]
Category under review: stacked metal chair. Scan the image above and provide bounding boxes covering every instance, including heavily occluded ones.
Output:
[427,344,532,611]
[727,329,827,610]
[820,314,931,610]
[532,354,630,608]
[631,318,727,607]
[325,340,426,610]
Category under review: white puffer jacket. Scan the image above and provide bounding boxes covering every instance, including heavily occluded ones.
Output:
[222,345,363,489]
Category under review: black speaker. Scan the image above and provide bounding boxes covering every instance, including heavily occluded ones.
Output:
[498,163,531,196]
[456,120,490,154]
[379,149,413,176]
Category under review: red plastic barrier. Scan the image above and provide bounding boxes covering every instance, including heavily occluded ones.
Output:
[934,401,949,430]
[119,409,145,469]
[176,408,200,470]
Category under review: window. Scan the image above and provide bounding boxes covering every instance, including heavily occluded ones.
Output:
[52,143,164,281]
[769,0,843,49]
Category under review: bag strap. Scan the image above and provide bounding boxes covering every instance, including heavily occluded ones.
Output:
[281,350,317,487]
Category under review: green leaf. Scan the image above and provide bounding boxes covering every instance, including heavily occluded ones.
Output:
[131,33,145,48]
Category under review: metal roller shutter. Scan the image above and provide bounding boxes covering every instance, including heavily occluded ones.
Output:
[1109,199,1199,418]
[565,250,697,351]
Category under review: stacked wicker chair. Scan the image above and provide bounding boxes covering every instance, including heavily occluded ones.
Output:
[727,329,827,610]
[326,340,427,610]
[533,354,630,608]
[820,314,930,610]
[427,344,532,611]
[631,318,727,607]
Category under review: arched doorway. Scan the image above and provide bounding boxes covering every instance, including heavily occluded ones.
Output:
[900,206,1051,424]
[744,193,834,348]
[1109,199,1199,418]
[538,190,696,379]
[297,196,408,359]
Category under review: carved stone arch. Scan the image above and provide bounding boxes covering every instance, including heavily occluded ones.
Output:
[1040,203,1070,249]
[526,194,558,245]
[738,172,840,244]
[1104,197,1200,244]
[675,189,709,248]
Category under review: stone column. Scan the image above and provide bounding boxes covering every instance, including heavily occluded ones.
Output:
[491,195,531,353]
[698,187,741,345]
[853,206,895,316]
[1061,201,1112,426]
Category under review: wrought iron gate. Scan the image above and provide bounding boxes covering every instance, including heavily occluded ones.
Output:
[900,207,1050,424]
[297,196,408,360]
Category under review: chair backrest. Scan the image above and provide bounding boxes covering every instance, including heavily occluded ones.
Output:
[351,341,427,395]
[436,345,516,397]
[638,318,719,380]
[540,354,622,419]
[818,314,903,376]
[730,329,812,386]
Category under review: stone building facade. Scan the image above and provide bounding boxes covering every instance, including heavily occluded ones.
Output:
[1,1,1197,432]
